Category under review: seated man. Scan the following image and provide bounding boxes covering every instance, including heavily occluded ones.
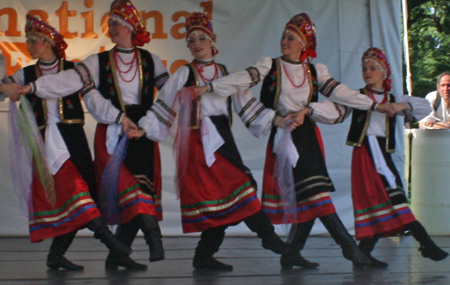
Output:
[419,72,450,129]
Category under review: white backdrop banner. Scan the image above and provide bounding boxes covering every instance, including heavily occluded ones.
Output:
[0,0,402,237]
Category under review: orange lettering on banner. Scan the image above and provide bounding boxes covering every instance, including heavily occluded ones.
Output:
[170,11,190,40]
[81,11,97,39]
[0,8,21,37]
[81,0,97,39]
[0,2,215,76]
[28,10,49,23]
[0,42,30,76]
[141,11,167,39]
[55,1,77,39]
[200,1,213,18]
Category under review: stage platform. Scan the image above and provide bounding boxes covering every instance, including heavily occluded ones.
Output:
[0,235,449,284]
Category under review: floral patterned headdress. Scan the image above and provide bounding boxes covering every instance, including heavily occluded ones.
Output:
[185,12,218,56]
[25,14,67,59]
[362,47,392,92]
[284,13,317,62]
[109,0,150,46]
[185,12,216,42]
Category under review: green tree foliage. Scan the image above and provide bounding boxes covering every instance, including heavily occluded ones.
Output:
[407,0,450,97]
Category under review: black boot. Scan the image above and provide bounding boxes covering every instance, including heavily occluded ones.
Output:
[193,225,233,271]
[47,230,84,270]
[193,256,233,271]
[407,221,448,261]
[105,255,147,270]
[86,217,132,257]
[140,214,165,262]
[47,254,84,271]
[280,221,319,269]
[105,217,147,270]
[244,210,287,254]
[319,213,372,267]
[358,236,388,268]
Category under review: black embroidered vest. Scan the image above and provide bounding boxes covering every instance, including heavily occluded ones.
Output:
[260,57,318,112]
[97,48,155,113]
[24,60,84,130]
[346,87,396,153]
[184,62,232,127]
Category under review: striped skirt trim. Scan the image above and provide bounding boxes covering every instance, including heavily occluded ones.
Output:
[117,182,157,224]
[262,192,336,224]
[30,196,97,231]
[181,182,257,221]
[354,202,416,240]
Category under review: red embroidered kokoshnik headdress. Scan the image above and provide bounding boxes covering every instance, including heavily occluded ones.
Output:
[362,47,392,92]
[25,14,68,59]
[109,0,150,46]
[185,12,218,56]
[284,13,317,62]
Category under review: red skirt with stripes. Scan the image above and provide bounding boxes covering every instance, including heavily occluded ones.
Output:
[178,131,261,233]
[352,142,416,240]
[29,159,101,243]
[94,124,159,224]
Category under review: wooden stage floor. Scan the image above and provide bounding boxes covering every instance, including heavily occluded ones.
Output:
[0,235,449,284]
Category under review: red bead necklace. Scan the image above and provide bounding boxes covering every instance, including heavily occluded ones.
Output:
[113,48,139,83]
[193,59,218,83]
[368,87,387,104]
[282,61,307,88]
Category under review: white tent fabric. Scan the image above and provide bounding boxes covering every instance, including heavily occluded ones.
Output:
[0,0,403,237]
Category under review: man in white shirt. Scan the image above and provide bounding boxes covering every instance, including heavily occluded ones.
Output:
[420,72,450,129]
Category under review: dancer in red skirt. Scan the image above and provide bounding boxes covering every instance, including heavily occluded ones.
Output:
[193,13,403,269]
[2,14,131,270]
[347,47,447,267]
[134,12,288,270]
[15,0,168,270]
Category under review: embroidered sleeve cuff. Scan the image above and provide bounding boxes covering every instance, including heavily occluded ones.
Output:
[370,102,378,111]
[139,127,147,136]
[272,114,280,126]
[407,102,413,111]
[115,112,125,124]
[30,82,36,94]
[207,83,214,92]
[245,67,261,88]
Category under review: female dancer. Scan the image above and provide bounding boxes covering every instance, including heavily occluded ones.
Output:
[134,12,288,271]
[347,47,447,267]
[193,13,399,268]
[1,14,131,270]
[14,0,169,270]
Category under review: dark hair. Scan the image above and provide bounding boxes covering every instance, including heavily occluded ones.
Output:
[437,72,450,86]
